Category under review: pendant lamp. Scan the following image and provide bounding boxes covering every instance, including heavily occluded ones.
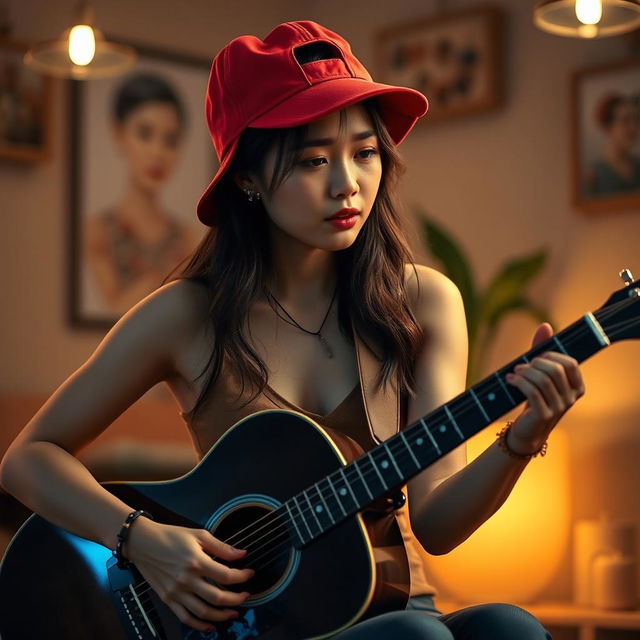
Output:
[534,0,640,38]
[23,1,136,79]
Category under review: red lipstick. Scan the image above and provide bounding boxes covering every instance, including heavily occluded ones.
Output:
[326,207,360,220]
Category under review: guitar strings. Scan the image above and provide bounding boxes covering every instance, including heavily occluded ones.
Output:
[203,299,639,560]
[132,309,639,604]
[131,308,639,602]
[131,303,640,602]
[132,311,640,607]
[215,310,640,581]
[210,304,640,559]
[216,302,638,558]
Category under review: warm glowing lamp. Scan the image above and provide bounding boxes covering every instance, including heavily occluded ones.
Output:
[534,0,640,38]
[421,426,570,603]
[23,1,136,79]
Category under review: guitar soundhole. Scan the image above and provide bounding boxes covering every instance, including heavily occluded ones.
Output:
[211,504,294,599]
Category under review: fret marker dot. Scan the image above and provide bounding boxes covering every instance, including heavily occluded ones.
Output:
[439,425,447,433]
[315,505,323,513]
[487,392,496,401]
[416,437,424,446]
[339,487,347,496]
[381,460,389,469]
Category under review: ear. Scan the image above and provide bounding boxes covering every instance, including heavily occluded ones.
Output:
[233,171,256,193]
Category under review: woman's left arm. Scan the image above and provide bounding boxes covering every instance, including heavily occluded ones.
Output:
[404,265,585,555]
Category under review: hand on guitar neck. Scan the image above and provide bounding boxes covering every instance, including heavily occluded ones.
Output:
[504,321,586,456]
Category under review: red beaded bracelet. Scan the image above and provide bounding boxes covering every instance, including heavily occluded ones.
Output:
[496,421,548,460]
[113,509,154,569]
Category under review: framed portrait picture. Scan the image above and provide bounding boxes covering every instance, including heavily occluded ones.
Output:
[69,40,216,329]
[571,58,640,214]
[374,5,504,125]
[0,38,52,162]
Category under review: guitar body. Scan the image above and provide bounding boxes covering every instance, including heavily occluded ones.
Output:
[0,409,410,640]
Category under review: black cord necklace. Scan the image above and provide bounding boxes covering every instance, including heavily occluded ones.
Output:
[263,285,338,358]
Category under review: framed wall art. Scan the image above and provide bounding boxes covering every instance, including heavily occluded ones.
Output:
[0,38,52,163]
[69,40,216,329]
[571,57,640,214]
[374,5,505,125]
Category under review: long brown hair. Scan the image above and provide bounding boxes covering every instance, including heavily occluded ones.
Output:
[163,98,424,422]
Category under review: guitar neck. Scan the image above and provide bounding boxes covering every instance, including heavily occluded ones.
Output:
[284,311,611,547]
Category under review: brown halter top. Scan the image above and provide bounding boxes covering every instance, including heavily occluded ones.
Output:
[179,316,436,597]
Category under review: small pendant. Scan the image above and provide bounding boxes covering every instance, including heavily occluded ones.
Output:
[318,333,334,358]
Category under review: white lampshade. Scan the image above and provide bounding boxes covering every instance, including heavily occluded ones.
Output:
[534,0,640,38]
[23,2,136,80]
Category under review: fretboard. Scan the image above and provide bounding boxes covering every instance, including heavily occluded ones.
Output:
[284,311,610,547]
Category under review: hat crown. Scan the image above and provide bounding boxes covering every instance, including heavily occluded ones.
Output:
[205,20,371,158]
[196,19,428,226]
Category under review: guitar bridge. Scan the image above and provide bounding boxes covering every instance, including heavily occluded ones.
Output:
[118,584,159,639]
[108,557,165,640]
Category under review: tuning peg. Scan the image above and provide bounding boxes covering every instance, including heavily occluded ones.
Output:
[619,268,635,286]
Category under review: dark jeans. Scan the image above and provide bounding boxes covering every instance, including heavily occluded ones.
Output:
[331,595,552,639]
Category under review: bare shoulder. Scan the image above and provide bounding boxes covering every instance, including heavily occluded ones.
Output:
[148,278,211,364]
[403,262,465,327]
[2,279,212,456]
[154,278,209,324]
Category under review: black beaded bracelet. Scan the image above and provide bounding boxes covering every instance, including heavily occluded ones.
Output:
[113,509,154,569]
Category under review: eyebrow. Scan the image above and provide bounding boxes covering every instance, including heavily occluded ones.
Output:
[295,129,377,149]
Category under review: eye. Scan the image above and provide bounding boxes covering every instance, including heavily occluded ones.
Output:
[358,148,379,160]
[299,148,379,168]
[164,133,180,148]
[136,123,153,140]
[300,157,327,168]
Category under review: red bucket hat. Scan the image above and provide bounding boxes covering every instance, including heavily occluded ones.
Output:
[197,20,429,226]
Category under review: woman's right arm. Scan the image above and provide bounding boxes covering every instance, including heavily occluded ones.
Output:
[0,279,253,632]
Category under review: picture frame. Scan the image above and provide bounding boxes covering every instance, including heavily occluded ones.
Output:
[69,40,216,329]
[570,58,640,214]
[0,38,52,163]
[374,4,504,125]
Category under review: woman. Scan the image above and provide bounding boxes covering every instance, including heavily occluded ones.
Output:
[1,21,584,639]
[84,72,200,315]
[585,92,640,197]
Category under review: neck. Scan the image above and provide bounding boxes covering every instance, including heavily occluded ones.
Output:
[119,181,161,223]
[267,223,337,307]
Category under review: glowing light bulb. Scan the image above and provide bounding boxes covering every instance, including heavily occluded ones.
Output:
[68,25,96,66]
[575,0,603,25]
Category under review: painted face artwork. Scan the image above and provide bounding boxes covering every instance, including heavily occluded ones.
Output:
[113,101,184,193]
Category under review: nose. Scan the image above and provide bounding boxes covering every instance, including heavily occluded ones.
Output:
[329,158,359,200]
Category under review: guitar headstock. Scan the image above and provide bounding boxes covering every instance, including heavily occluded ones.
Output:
[595,268,640,343]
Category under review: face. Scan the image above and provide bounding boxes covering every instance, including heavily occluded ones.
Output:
[247,103,382,252]
[112,101,183,193]
[608,100,639,151]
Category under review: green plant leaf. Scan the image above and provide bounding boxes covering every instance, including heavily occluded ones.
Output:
[478,250,548,329]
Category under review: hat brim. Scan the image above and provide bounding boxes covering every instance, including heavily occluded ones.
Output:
[197,79,428,226]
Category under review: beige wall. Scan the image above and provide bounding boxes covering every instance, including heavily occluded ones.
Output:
[2,0,639,602]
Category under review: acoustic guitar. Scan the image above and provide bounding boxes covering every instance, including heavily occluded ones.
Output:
[1,269,638,640]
